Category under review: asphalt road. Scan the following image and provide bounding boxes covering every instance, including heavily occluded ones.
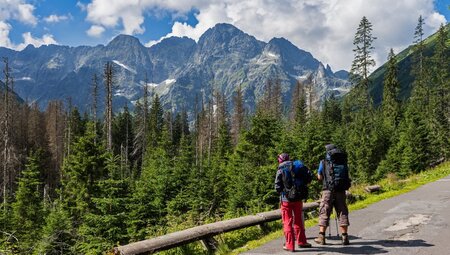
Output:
[241,174,450,255]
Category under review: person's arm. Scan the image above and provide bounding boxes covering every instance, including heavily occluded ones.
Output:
[275,169,284,194]
[317,160,324,181]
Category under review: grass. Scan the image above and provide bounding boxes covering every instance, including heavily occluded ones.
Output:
[226,162,450,255]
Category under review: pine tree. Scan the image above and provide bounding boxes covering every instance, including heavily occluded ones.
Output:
[291,80,307,126]
[112,105,134,177]
[345,16,382,182]
[350,16,377,108]
[166,134,195,220]
[382,49,401,131]
[61,122,107,222]
[128,125,172,240]
[76,154,129,255]
[394,16,433,175]
[148,93,164,147]
[429,24,450,159]
[227,112,281,213]
[12,151,45,252]
[36,202,75,255]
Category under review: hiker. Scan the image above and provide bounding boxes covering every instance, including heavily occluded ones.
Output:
[314,144,351,245]
[275,153,313,252]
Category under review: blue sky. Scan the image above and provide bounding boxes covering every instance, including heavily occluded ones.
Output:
[0,0,448,71]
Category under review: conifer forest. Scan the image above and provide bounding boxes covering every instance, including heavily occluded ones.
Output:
[0,17,449,254]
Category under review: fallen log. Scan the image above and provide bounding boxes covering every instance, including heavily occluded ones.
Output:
[364,185,381,193]
[114,201,319,255]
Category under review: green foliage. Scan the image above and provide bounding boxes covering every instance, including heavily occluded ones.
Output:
[112,105,134,176]
[61,122,107,220]
[35,203,74,255]
[350,16,377,103]
[76,155,130,254]
[12,150,45,252]
[382,49,401,132]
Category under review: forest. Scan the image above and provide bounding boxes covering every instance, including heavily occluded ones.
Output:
[0,17,448,254]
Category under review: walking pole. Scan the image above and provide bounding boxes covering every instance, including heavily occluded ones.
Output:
[334,208,339,237]
[328,210,332,237]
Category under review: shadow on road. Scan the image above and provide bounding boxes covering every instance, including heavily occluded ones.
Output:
[299,235,434,254]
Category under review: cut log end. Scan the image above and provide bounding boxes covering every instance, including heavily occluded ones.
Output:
[364,185,381,193]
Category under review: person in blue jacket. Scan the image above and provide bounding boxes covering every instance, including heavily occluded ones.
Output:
[275,153,312,252]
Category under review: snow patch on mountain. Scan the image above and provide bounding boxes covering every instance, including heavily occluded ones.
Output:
[16,77,33,81]
[163,79,176,85]
[47,56,63,69]
[251,50,281,68]
[112,60,137,74]
[147,83,158,88]
[154,79,177,96]
[332,87,350,93]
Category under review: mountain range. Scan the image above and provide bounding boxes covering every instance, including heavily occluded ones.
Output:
[0,23,351,115]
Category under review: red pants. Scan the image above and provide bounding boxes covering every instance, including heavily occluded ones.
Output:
[281,201,307,250]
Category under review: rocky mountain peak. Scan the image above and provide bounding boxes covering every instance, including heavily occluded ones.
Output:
[107,34,143,49]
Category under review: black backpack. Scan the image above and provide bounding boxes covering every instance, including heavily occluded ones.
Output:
[279,161,311,201]
[324,148,351,192]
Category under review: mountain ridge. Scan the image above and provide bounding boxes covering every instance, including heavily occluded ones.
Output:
[0,23,351,115]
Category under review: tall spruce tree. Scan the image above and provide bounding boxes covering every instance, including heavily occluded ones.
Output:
[12,151,45,252]
[395,16,432,175]
[346,16,381,182]
[382,49,401,132]
[61,122,107,223]
[350,16,377,108]
[429,24,450,159]
[76,154,129,255]
[112,105,134,177]
[148,93,164,148]
[36,202,74,255]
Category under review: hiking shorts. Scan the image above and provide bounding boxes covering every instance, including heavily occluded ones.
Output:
[318,190,349,227]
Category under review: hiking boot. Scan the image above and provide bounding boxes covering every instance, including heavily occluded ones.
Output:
[298,242,312,248]
[282,244,294,252]
[314,233,326,245]
[342,233,350,245]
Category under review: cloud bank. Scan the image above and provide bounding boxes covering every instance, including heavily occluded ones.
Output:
[85,0,447,71]
[0,0,57,50]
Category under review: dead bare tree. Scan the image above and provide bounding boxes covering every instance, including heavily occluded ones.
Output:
[104,61,114,151]
[231,85,245,146]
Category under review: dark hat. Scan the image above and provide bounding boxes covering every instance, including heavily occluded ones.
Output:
[325,144,336,152]
[278,153,290,163]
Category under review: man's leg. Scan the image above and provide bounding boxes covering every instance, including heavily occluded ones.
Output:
[335,191,350,245]
[293,201,311,247]
[315,190,332,245]
[281,202,295,251]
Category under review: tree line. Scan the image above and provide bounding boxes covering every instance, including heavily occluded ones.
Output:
[0,17,448,254]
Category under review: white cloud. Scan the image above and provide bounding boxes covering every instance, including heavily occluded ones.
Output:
[83,0,448,71]
[44,14,69,23]
[0,0,41,49]
[0,21,13,48]
[16,32,58,50]
[16,3,37,25]
[0,1,37,25]
[87,25,105,37]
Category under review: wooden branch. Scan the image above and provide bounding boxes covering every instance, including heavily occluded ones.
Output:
[364,185,381,193]
[114,202,319,255]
